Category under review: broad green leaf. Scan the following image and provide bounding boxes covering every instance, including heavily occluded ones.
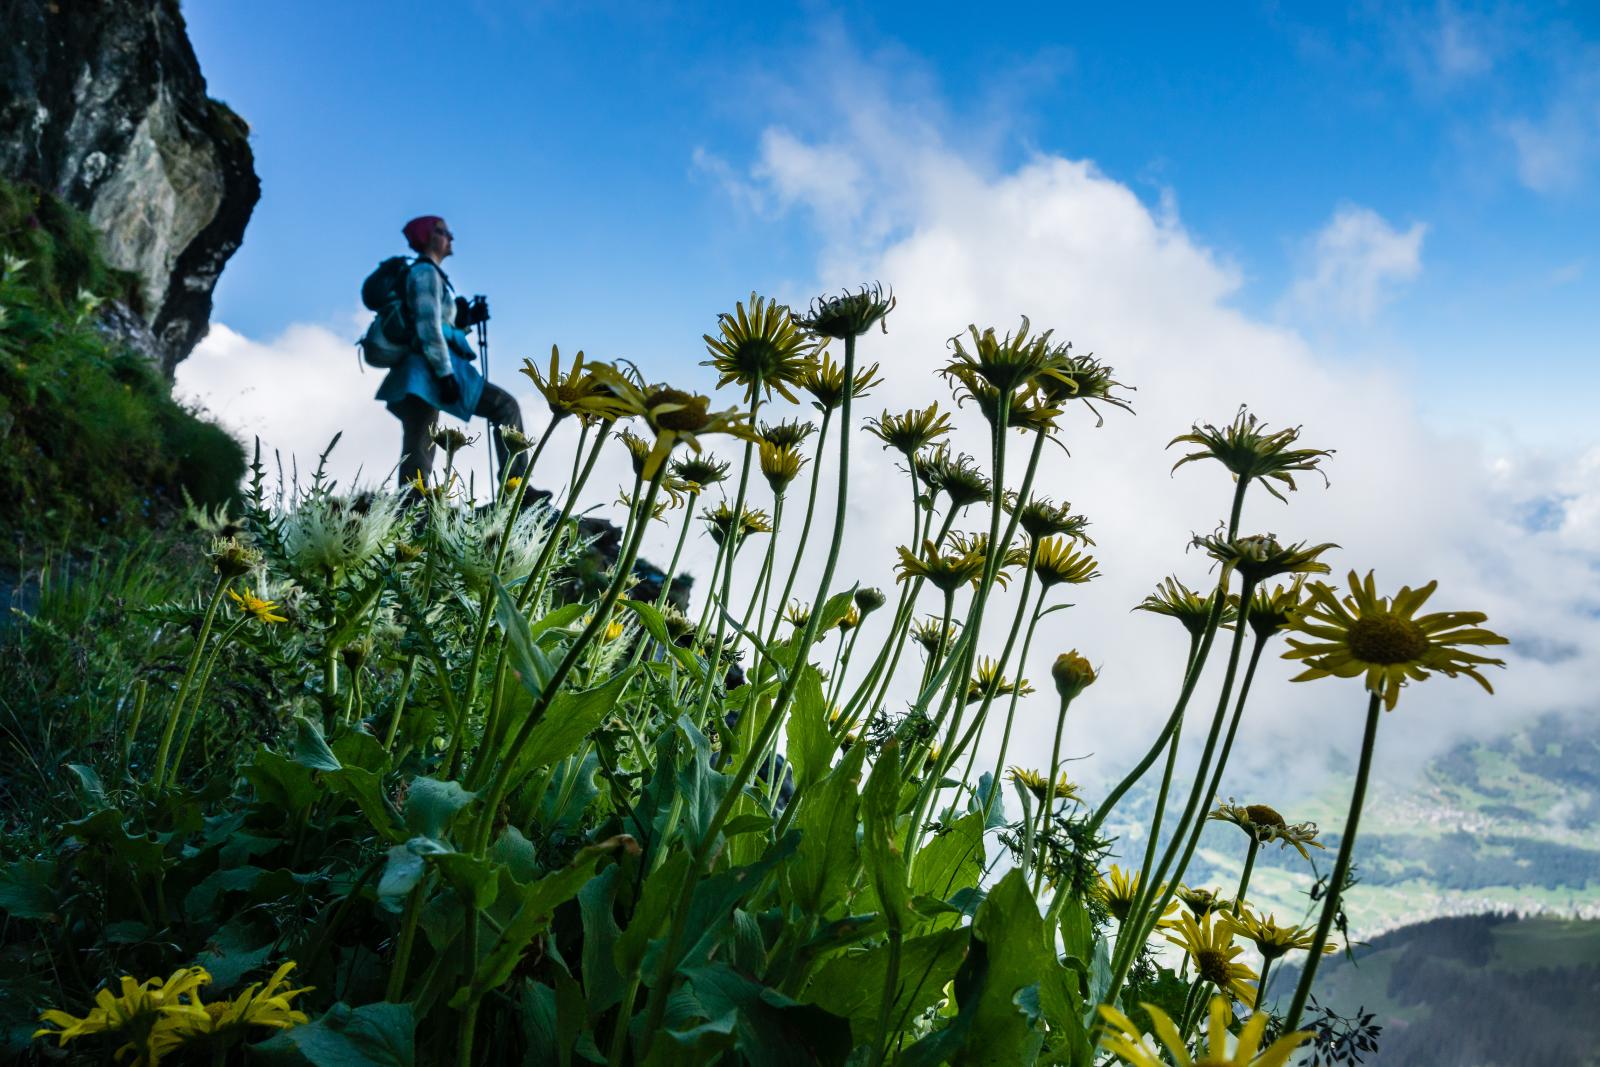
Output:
[462,835,636,1003]
[508,668,635,777]
[813,586,860,634]
[253,1001,415,1066]
[618,599,706,682]
[672,716,729,847]
[909,812,984,905]
[807,926,969,1027]
[376,845,425,911]
[616,849,691,976]
[244,748,319,813]
[494,580,578,698]
[184,866,265,922]
[193,918,275,988]
[427,851,501,909]
[328,765,403,842]
[403,777,475,839]
[784,743,865,916]
[785,665,834,792]
[861,738,912,931]
[579,865,625,1015]
[65,763,106,807]
[948,868,1087,1066]
[0,858,57,920]
[290,716,342,771]
[681,962,853,1067]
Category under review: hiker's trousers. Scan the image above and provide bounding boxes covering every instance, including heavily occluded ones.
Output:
[394,383,527,492]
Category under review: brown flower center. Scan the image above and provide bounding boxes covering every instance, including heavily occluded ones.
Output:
[1196,947,1232,987]
[1346,612,1430,664]
[647,388,711,432]
[1245,804,1286,830]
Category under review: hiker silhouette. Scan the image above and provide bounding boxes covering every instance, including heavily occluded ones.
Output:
[372,215,526,492]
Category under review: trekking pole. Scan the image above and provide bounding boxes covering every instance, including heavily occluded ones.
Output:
[472,295,495,494]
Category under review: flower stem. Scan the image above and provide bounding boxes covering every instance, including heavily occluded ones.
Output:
[1284,692,1381,1032]
[150,574,231,789]
[1234,837,1260,915]
[1032,688,1076,897]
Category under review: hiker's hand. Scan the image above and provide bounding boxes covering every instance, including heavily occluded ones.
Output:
[438,374,461,405]
[454,296,472,330]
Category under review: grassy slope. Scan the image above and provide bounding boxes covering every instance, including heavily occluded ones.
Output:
[1179,712,1600,939]
[1275,915,1600,1066]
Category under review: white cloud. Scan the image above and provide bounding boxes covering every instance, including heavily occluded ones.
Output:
[181,56,1600,816]
[707,71,1599,806]
[1283,205,1427,323]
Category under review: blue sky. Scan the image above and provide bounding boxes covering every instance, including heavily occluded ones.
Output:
[186,1,1598,442]
[178,1,1600,790]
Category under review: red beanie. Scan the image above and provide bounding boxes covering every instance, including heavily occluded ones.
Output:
[402,215,443,252]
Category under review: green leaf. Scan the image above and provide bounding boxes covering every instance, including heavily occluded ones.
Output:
[0,857,57,920]
[403,777,476,839]
[784,743,865,917]
[807,926,969,1027]
[618,599,706,682]
[508,668,636,778]
[193,918,275,989]
[331,728,391,773]
[909,812,984,906]
[291,716,342,771]
[244,748,319,813]
[329,765,403,842]
[861,738,912,931]
[681,962,853,1067]
[813,586,860,634]
[462,835,637,1004]
[252,1001,415,1066]
[64,763,106,807]
[428,851,502,910]
[948,868,1088,1066]
[672,716,730,847]
[785,665,834,792]
[184,866,265,922]
[495,580,577,698]
[376,845,425,911]
[579,865,625,1015]
[615,849,690,976]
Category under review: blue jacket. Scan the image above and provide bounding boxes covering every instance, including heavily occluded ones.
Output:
[374,259,484,421]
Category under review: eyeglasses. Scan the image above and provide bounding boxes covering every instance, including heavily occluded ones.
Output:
[435,228,455,241]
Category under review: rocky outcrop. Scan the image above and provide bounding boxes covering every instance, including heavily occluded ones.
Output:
[0,0,258,376]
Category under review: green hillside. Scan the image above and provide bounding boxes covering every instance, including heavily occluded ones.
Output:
[1178,713,1600,939]
[1274,914,1600,1066]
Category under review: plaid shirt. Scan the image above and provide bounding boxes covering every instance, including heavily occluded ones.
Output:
[407,259,455,379]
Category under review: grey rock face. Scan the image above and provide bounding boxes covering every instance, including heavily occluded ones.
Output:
[0,0,259,376]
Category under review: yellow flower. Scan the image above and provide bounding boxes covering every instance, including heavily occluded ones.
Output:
[1191,532,1336,585]
[783,600,812,629]
[670,453,730,490]
[866,403,953,457]
[1032,537,1099,589]
[758,418,817,449]
[1050,650,1097,700]
[1034,349,1134,425]
[1135,577,1236,639]
[1209,800,1326,861]
[966,656,1032,704]
[1008,766,1080,806]
[794,282,896,339]
[701,292,815,403]
[208,536,260,579]
[895,539,985,593]
[1219,908,1334,963]
[910,616,960,655]
[1283,569,1509,711]
[1168,407,1333,504]
[945,365,1065,432]
[504,475,523,492]
[35,967,212,1066]
[942,316,1061,393]
[195,961,312,1034]
[519,346,627,422]
[914,445,990,510]
[429,424,475,456]
[1009,494,1093,543]
[703,502,772,548]
[1236,578,1307,640]
[1098,865,1174,925]
[1097,995,1310,1067]
[1163,912,1260,1006]
[228,587,287,624]
[588,367,755,480]
[796,350,882,412]
[1176,885,1231,918]
[759,440,808,494]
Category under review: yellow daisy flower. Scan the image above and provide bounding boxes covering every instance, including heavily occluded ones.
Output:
[1098,995,1310,1067]
[966,657,1032,704]
[795,350,882,412]
[1219,908,1334,963]
[866,403,952,456]
[701,292,814,403]
[228,587,287,625]
[1283,569,1509,711]
[1168,407,1333,504]
[1164,912,1260,1006]
[1098,865,1175,925]
[1008,766,1081,806]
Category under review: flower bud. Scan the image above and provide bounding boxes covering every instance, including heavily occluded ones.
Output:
[854,586,887,615]
[1051,650,1097,700]
[209,536,260,579]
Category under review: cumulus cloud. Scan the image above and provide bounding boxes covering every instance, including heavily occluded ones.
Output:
[1283,205,1427,323]
[700,66,1598,806]
[180,48,1598,815]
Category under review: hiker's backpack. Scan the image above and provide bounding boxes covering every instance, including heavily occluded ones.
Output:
[358,257,415,367]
